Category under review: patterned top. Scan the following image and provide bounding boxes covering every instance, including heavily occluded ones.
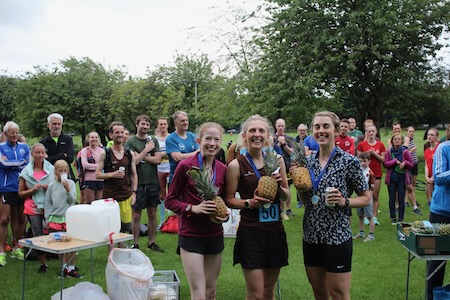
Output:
[408,138,419,164]
[303,147,368,245]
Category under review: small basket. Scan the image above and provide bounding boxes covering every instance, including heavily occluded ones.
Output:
[149,270,180,300]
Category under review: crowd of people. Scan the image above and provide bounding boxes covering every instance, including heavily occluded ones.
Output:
[0,110,448,299]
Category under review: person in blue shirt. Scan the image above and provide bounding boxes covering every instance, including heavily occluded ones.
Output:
[426,125,450,299]
[304,134,319,157]
[166,111,199,183]
[0,121,30,266]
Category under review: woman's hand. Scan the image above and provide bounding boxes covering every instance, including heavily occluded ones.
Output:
[252,189,271,208]
[192,200,217,215]
[210,211,230,224]
[325,188,343,206]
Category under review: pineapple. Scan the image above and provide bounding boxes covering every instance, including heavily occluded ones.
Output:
[256,148,279,201]
[187,167,228,218]
[290,139,312,192]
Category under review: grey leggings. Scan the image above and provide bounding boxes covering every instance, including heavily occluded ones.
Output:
[27,215,45,255]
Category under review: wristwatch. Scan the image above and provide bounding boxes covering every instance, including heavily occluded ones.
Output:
[344,198,350,208]
[244,200,252,209]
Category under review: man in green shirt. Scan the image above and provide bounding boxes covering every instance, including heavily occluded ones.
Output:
[126,115,163,252]
[348,117,363,147]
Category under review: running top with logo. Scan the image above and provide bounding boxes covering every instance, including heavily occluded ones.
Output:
[0,141,30,192]
[424,143,440,178]
[126,135,159,184]
[335,135,355,155]
[236,155,284,231]
[166,131,199,182]
[357,140,386,178]
[102,149,133,201]
[156,136,170,173]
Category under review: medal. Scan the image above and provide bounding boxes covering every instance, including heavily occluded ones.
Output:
[312,195,320,205]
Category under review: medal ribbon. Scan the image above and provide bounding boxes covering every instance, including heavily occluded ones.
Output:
[245,152,262,179]
[309,147,337,192]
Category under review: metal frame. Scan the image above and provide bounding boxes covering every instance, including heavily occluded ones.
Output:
[19,233,132,300]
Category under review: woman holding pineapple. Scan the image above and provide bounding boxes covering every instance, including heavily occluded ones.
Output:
[298,111,370,300]
[165,122,229,300]
[225,114,290,300]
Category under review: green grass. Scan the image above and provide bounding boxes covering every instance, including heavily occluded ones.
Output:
[1,129,445,299]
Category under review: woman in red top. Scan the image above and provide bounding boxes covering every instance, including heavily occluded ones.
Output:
[165,122,228,300]
[357,125,386,225]
[424,128,440,204]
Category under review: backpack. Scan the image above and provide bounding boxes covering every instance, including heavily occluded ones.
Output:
[74,147,95,183]
[160,215,179,234]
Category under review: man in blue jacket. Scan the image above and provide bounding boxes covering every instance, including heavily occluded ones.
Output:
[0,121,30,266]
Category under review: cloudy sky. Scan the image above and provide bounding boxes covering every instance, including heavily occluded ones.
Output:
[0,0,262,77]
[1,0,448,78]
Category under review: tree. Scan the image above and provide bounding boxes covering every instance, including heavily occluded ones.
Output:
[254,0,450,127]
[14,57,125,145]
[0,74,18,126]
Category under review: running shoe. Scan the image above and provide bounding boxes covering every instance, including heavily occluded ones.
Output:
[364,217,369,225]
[65,268,83,279]
[130,244,140,249]
[374,217,380,226]
[412,208,423,215]
[11,248,24,260]
[148,243,164,253]
[0,253,6,266]
[391,219,397,225]
[286,209,295,217]
[38,264,48,273]
[281,212,289,221]
[4,242,12,251]
[364,235,375,242]
[353,233,365,240]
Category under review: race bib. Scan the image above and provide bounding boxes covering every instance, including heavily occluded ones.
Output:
[259,204,280,223]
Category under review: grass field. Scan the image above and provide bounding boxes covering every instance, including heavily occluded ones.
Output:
[1,129,447,299]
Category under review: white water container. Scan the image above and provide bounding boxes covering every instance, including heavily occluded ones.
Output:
[66,198,121,242]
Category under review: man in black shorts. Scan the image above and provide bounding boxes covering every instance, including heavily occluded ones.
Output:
[126,115,164,252]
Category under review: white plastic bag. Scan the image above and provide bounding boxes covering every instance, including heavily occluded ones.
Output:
[106,248,155,300]
[51,282,110,300]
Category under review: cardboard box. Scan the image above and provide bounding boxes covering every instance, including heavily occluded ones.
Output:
[397,223,450,255]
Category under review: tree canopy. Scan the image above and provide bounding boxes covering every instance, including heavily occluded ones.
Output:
[1,0,449,140]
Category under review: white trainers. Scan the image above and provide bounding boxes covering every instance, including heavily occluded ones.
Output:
[353,233,365,239]
[364,235,375,242]
[281,212,289,221]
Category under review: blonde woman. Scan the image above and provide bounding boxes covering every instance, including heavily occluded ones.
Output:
[225,115,290,300]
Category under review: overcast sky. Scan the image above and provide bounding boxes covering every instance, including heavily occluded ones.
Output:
[0,0,262,77]
[0,0,448,78]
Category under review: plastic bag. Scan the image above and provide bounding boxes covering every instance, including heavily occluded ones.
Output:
[106,248,155,300]
[51,282,109,300]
